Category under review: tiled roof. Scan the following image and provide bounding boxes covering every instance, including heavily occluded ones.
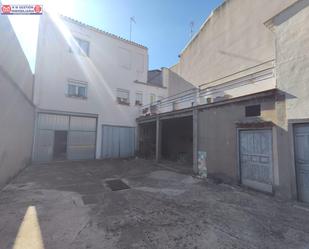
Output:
[60,15,147,50]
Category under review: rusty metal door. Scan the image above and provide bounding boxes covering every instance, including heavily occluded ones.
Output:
[294,124,309,203]
[239,129,273,193]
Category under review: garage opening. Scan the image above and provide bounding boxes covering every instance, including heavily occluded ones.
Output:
[33,113,97,162]
[161,116,193,164]
[138,121,156,159]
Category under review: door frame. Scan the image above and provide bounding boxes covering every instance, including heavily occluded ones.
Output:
[236,127,275,193]
[290,119,309,202]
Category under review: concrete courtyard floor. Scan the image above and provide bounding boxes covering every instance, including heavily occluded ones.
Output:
[1,159,309,249]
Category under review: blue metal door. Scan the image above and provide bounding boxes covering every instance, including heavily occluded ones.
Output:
[294,124,309,203]
[101,125,135,158]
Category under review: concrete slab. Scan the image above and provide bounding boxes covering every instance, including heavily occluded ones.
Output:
[1,159,309,249]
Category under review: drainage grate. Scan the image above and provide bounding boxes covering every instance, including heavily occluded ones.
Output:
[105,179,130,191]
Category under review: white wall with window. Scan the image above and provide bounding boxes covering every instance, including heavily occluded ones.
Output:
[117,88,130,105]
[67,80,88,98]
[135,92,143,106]
[70,37,90,56]
[34,13,168,160]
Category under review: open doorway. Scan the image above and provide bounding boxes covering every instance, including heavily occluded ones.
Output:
[161,116,193,164]
[138,122,156,159]
[53,131,68,160]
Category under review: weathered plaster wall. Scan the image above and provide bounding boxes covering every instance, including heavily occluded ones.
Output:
[172,0,296,87]
[164,67,196,96]
[0,15,35,188]
[274,2,309,120]
[198,96,277,182]
[269,0,309,200]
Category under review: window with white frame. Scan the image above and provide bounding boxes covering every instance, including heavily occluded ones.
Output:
[150,94,156,104]
[70,37,90,56]
[117,89,130,105]
[135,92,143,106]
[67,80,88,98]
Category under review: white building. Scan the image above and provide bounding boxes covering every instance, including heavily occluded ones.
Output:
[33,13,167,161]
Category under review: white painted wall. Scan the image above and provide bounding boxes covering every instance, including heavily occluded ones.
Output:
[0,15,34,187]
[34,13,167,158]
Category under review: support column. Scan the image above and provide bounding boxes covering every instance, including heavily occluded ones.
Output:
[136,123,141,156]
[193,109,199,174]
[155,117,161,162]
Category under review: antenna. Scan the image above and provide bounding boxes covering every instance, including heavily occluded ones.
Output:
[190,21,194,39]
[130,16,136,41]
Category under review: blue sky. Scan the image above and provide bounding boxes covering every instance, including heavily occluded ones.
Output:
[4,0,223,72]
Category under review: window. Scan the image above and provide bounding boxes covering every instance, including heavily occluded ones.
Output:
[67,80,88,98]
[117,89,130,105]
[245,104,261,117]
[150,94,156,104]
[70,37,90,56]
[135,92,143,106]
[118,47,131,69]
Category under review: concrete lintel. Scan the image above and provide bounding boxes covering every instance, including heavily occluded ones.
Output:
[160,112,193,121]
[37,108,99,118]
[136,117,157,124]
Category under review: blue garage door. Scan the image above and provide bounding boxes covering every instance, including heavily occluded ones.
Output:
[101,125,135,158]
[294,124,309,203]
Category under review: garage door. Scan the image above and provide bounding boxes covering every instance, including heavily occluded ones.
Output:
[294,124,309,203]
[239,129,273,193]
[67,116,96,160]
[33,113,97,161]
[101,125,135,158]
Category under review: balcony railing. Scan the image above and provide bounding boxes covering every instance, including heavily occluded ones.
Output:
[140,60,275,116]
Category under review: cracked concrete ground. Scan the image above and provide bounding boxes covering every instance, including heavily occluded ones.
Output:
[1,159,309,249]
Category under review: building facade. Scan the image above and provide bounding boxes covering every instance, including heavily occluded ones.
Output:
[266,0,309,203]
[171,0,297,87]
[33,13,167,162]
[137,0,309,203]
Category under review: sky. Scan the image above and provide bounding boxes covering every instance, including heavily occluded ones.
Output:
[3,0,223,72]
